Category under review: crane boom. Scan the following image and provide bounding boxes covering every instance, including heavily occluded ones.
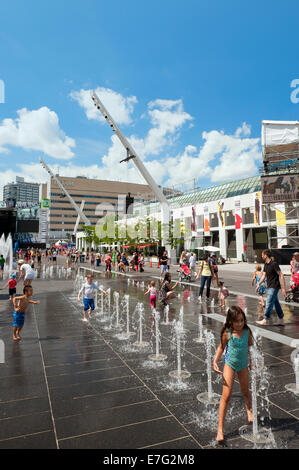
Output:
[40,158,91,226]
[91,92,169,207]
[91,91,170,247]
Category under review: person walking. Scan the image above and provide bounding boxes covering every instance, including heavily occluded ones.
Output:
[196,253,214,301]
[18,260,35,287]
[159,251,169,281]
[251,265,266,309]
[209,253,219,287]
[189,252,197,280]
[256,249,286,326]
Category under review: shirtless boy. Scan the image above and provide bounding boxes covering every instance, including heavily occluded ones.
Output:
[12,286,40,341]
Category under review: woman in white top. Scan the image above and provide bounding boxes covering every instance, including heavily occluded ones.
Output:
[18,260,35,286]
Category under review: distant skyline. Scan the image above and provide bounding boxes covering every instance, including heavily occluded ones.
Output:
[1,0,299,197]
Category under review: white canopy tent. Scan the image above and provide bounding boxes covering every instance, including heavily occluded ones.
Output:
[203,246,220,252]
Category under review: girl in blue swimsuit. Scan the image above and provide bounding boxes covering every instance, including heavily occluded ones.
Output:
[213,306,253,443]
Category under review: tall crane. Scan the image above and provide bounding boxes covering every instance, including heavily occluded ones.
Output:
[40,157,91,226]
[91,91,170,250]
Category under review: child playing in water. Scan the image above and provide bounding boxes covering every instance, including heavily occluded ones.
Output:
[158,273,178,306]
[12,285,40,341]
[144,280,157,310]
[4,273,18,301]
[77,274,108,322]
[251,265,266,309]
[218,281,229,308]
[213,306,253,443]
[118,261,125,273]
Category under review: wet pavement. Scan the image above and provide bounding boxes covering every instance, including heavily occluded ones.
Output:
[0,263,298,449]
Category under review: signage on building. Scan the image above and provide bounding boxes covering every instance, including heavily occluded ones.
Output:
[203,205,210,236]
[254,191,262,226]
[191,206,196,232]
[6,198,16,208]
[261,174,299,203]
[41,198,50,208]
[234,197,242,229]
[217,200,225,228]
[38,209,48,243]
[16,202,39,208]
[275,203,286,226]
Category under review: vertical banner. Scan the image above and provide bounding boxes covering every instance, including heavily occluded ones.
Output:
[254,192,261,226]
[38,209,48,243]
[217,200,225,228]
[203,205,210,236]
[275,203,286,226]
[191,205,196,232]
[234,197,242,229]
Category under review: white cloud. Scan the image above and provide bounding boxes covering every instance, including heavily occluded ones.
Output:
[0,89,262,201]
[163,124,261,187]
[70,87,137,125]
[0,107,75,160]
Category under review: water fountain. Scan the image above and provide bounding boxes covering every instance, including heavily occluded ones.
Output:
[285,348,299,395]
[169,320,191,379]
[160,304,170,326]
[133,303,150,348]
[148,310,167,362]
[100,288,105,316]
[193,315,205,344]
[111,291,122,330]
[197,330,221,405]
[107,288,111,314]
[121,295,136,339]
[179,306,188,334]
[239,345,274,445]
[0,233,13,279]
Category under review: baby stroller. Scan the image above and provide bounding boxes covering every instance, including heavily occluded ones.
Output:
[285,270,299,303]
[178,264,192,282]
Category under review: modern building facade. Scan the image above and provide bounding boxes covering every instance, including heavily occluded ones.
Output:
[76,174,299,262]
[41,175,176,239]
[3,177,40,204]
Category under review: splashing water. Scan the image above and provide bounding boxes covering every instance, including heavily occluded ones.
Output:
[169,320,191,380]
[133,302,150,348]
[239,343,275,446]
[197,330,221,405]
[285,348,299,395]
[148,309,167,362]
[193,315,205,344]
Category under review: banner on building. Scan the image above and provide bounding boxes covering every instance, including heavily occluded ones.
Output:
[234,197,242,229]
[203,205,210,236]
[191,205,196,232]
[261,174,299,203]
[38,209,48,243]
[217,200,225,228]
[275,203,286,226]
[41,198,50,209]
[254,192,261,226]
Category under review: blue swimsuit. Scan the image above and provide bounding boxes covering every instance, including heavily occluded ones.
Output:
[224,329,249,372]
[255,275,266,295]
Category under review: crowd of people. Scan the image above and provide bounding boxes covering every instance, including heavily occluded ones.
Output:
[1,242,298,444]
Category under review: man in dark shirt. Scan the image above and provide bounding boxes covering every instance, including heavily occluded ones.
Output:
[256,249,286,326]
[159,251,169,281]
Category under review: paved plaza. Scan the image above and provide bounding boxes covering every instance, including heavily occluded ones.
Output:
[0,259,298,450]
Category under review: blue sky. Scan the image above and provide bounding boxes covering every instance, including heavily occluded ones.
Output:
[1,0,299,195]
